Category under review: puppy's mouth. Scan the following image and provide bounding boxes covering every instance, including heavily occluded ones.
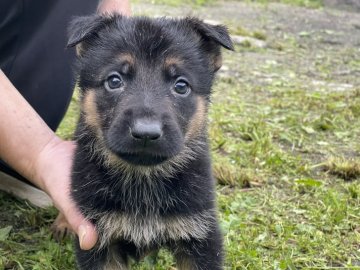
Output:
[116,152,169,166]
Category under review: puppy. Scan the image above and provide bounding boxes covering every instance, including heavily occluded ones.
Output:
[66,14,233,270]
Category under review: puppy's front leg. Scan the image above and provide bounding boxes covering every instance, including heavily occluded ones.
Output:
[75,240,129,270]
[173,225,224,270]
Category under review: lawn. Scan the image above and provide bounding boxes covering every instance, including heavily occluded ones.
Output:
[1,1,360,269]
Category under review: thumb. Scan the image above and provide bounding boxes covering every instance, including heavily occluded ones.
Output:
[63,205,98,250]
[77,222,98,250]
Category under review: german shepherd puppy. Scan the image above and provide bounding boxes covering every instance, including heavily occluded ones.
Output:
[67,14,233,270]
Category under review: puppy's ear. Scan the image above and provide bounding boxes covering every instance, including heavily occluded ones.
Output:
[185,17,234,71]
[67,15,113,55]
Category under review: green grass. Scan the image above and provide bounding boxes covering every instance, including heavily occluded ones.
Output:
[56,91,80,140]
[1,1,360,269]
[0,194,74,270]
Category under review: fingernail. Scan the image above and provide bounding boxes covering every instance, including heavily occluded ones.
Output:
[78,224,87,250]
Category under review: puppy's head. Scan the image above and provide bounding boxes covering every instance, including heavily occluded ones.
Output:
[68,15,233,168]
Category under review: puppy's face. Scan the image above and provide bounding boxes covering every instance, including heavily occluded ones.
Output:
[68,15,233,167]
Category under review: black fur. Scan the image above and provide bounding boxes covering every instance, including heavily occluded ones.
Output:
[68,14,233,270]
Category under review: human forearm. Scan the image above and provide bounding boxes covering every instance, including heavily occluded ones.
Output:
[0,70,58,190]
[97,0,131,15]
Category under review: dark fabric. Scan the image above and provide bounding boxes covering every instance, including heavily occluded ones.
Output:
[0,0,98,180]
[1,0,98,130]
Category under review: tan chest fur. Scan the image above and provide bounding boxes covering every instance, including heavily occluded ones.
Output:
[94,210,215,249]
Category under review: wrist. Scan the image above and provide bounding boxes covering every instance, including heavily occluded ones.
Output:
[97,0,131,15]
[33,136,71,193]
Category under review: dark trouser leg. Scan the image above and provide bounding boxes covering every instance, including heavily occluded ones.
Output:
[0,0,98,178]
[0,0,98,131]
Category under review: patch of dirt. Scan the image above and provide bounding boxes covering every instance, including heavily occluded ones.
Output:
[324,0,360,12]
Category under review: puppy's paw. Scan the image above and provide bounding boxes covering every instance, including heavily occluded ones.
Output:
[51,213,74,242]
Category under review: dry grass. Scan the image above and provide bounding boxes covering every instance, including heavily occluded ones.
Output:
[324,157,360,181]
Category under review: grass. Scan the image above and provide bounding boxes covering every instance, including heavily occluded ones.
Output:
[139,0,323,8]
[244,0,323,8]
[0,194,74,270]
[1,0,360,269]
[324,157,360,181]
[137,0,216,7]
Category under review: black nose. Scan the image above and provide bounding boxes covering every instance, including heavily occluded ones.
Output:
[131,119,162,141]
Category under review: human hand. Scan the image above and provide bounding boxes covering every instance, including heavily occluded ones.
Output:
[0,71,97,249]
[34,137,98,250]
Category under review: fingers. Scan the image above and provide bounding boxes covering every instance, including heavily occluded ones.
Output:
[51,211,98,250]
[51,212,73,241]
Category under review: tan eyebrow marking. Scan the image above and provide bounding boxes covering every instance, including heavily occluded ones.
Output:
[117,53,135,74]
[164,56,184,68]
[118,53,135,65]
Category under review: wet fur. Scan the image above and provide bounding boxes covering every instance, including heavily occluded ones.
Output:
[67,14,233,269]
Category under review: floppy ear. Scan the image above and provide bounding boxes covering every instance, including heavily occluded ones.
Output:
[67,15,114,55]
[185,17,234,71]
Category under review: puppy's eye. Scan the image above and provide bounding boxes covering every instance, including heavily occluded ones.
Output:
[174,79,190,95]
[105,72,123,91]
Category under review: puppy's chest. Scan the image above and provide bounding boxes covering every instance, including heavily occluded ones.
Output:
[95,210,215,248]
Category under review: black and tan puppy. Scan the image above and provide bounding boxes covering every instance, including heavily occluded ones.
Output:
[66,14,233,269]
